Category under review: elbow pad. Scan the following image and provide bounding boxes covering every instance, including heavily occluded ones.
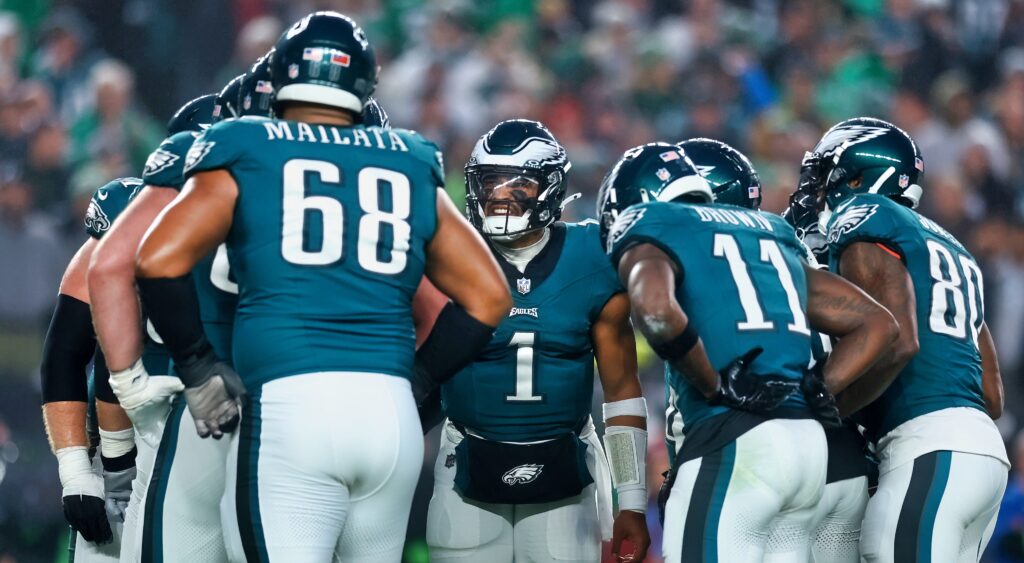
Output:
[41,294,96,403]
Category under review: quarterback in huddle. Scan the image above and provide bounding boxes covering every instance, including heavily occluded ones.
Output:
[37,7,1008,563]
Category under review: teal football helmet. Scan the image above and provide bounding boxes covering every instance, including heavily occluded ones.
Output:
[677,138,761,209]
[270,11,377,114]
[813,117,924,209]
[166,94,215,135]
[595,142,711,245]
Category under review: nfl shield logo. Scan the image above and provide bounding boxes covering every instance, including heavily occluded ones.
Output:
[656,168,671,181]
[517,278,531,295]
[288,64,299,78]
[899,174,909,188]
[444,454,456,469]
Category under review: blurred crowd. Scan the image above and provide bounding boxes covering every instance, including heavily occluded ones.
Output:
[2,0,1024,561]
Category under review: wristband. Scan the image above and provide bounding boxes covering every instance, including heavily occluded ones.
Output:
[602,397,648,421]
[648,323,699,363]
[99,427,135,460]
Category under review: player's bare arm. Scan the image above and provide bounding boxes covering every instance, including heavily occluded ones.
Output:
[592,291,650,563]
[804,264,899,394]
[89,186,179,371]
[979,322,1003,419]
[834,241,919,416]
[135,170,242,438]
[411,189,512,408]
[617,243,718,398]
[423,189,511,327]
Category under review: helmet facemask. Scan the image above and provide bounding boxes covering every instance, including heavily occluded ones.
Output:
[467,165,562,242]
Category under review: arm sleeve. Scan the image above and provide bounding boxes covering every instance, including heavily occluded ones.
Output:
[91,346,116,404]
[40,294,96,403]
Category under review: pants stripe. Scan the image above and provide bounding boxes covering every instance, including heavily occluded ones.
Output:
[894,450,952,562]
[141,399,185,563]
[681,442,737,563]
[237,389,269,563]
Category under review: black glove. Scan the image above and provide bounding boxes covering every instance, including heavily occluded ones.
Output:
[802,362,842,427]
[63,493,113,544]
[709,347,799,413]
[657,468,675,526]
[177,347,247,439]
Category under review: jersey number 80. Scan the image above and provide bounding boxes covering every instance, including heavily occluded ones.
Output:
[280,158,412,275]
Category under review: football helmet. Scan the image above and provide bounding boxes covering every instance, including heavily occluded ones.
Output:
[812,117,924,210]
[465,119,571,241]
[596,142,710,246]
[677,138,761,209]
[166,94,216,135]
[361,97,389,127]
[783,190,829,264]
[213,74,244,122]
[238,50,275,118]
[270,11,377,114]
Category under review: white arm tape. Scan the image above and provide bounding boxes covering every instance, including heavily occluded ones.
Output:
[56,446,103,496]
[603,425,648,513]
[99,427,136,459]
[602,397,648,422]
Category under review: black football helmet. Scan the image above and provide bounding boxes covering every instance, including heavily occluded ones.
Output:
[270,11,377,115]
[213,74,244,122]
[596,142,711,246]
[238,50,275,118]
[465,119,571,241]
[361,97,389,127]
[166,94,216,135]
[677,138,761,209]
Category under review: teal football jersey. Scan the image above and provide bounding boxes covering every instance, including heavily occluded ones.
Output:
[442,222,622,442]
[608,202,812,434]
[184,117,442,385]
[826,193,986,440]
[84,177,170,376]
[143,131,237,363]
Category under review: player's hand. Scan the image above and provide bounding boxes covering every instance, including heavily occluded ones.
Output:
[110,359,184,449]
[180,361,247,439]
[59,448,112,545]
[801,362,842,427]
[711,347,799,413]
[611,510,650,562]
[102,465,135,523]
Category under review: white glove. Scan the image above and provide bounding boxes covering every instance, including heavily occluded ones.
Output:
[109,359,183,448]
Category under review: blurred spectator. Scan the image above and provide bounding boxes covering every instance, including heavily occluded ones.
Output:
[68,59,162,175]
[30,6,103,123]
[0,165,62,328]
[212,15,282,89]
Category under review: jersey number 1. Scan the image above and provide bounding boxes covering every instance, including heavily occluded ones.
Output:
[280,159,412,274]
[506,332,543,402]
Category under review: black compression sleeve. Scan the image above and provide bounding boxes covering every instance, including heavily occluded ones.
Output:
[136,274,213,387]
[92,345,116,403]
[415,302,495,385]
[41,294,96,403]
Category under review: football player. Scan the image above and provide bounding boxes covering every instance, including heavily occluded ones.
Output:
[40,178,162,562]
[599,142,897,562]
[804,117,1008,562]
[133,12,511,561]
[95,58,274,561]
[426,119,650,563]
[683,137,873,563]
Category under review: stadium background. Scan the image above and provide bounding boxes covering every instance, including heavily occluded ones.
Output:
[0,0,1023,561]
